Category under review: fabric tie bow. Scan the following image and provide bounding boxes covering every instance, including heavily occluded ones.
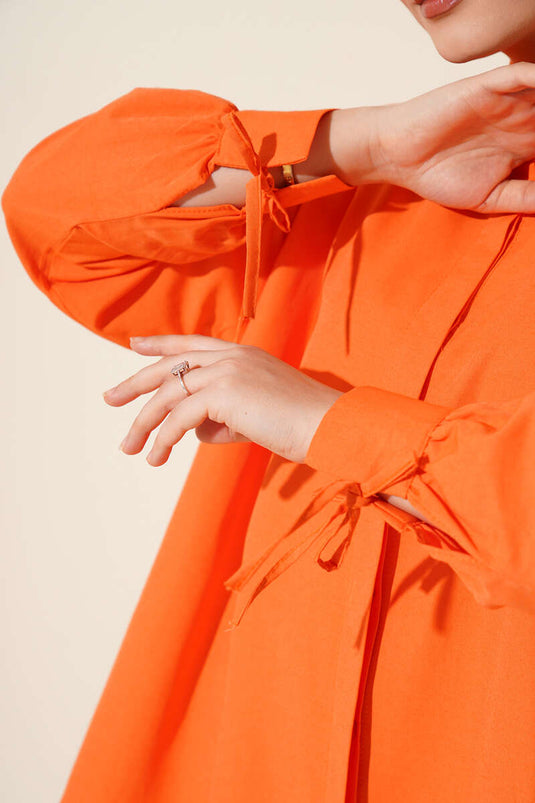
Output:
[223,479,374,630]
[224,112,292,340]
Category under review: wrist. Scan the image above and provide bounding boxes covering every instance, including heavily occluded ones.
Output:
[296,105,393,188]
[268,164,285,188]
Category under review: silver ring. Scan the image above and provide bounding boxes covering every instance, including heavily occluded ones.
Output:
[171,360,192,396]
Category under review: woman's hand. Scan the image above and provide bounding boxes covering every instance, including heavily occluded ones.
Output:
[102,334,343,466]
[332,61,535,213]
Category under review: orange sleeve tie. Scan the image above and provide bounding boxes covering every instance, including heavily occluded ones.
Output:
[223,480,374,630]
[224,112,292,341]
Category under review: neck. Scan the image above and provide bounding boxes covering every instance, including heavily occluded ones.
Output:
[504,38,535,64]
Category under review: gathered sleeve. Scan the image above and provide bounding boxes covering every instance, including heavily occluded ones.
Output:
[1,88,344,348]
[303,386,535,614]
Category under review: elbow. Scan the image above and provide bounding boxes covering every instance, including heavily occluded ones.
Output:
[2,173,20,235]
[2,164,56,290]
[2,176,32,272]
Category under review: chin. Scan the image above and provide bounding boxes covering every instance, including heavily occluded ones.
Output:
[435,43,499,63]
[431,32,502,63]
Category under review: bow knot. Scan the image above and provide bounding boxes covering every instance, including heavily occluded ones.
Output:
[223,479,374,630]
[316,485,373,572]
[225,112,291,340]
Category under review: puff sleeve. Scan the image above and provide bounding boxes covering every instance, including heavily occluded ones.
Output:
[304,385,535,614]
[1,88,338,348]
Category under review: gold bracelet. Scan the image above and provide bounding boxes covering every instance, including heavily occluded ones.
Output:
[281,163,296,186]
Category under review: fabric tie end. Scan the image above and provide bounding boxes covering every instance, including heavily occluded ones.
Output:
[222,480,372,628]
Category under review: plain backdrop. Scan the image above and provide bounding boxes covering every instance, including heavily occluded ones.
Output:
[0,1,505,800]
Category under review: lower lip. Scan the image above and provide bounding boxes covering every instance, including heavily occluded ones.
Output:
[420,0,463,19]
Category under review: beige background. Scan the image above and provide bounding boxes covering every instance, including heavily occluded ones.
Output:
[1,1,504,799]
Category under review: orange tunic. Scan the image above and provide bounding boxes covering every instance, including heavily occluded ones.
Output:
[3,88,535,802]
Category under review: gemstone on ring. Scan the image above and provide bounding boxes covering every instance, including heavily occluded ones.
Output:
[171,360,190,376]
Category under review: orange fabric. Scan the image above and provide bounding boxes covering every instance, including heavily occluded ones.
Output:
[3,88,535,802]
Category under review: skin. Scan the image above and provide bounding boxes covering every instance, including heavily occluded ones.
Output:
[105,335,341,465]
[401,0,535,64]
[104,2,535,528]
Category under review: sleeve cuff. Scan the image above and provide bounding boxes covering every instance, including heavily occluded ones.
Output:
[214,107,334,169]
[303,386,452,497]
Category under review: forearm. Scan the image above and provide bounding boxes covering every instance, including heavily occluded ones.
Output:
[173,106,384,209]
[377,492,435,526]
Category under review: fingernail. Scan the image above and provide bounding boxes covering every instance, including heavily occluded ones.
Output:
[103,387,117,398]
[130,336,146,345]
[119,438,127,451]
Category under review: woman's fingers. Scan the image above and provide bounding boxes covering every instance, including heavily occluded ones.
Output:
[119,380,179,454]
[129,333,235,356]
[485,61,535,94]
[146,391,212,466]
[479,178,535,214]
[505,87,535,103]
[106,336,341,465]
[119,362,224,454]
[103,349,234,405]
[104,356,178,404]
[195,419,250,445]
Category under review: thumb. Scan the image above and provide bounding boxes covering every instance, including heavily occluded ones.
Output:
[478,178,535,214]
[195,419,250,445]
